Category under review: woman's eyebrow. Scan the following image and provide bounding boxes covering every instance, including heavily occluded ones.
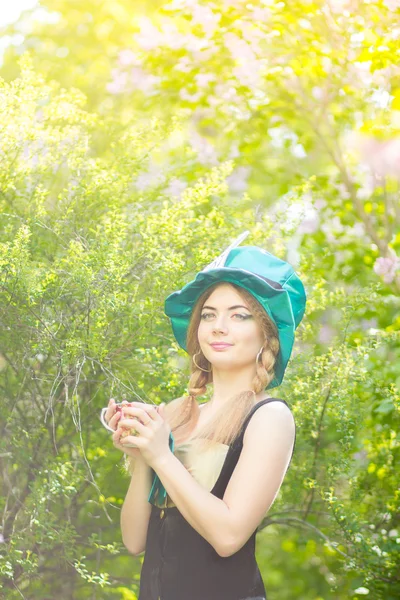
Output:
[201,305,250,311]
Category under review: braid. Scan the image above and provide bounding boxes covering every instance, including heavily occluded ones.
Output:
[254,337,279,392]
[251,299,280,393]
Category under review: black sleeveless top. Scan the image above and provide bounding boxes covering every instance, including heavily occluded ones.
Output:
[138,398,296,600]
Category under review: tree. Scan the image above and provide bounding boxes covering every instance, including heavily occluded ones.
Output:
[1,1,399,598]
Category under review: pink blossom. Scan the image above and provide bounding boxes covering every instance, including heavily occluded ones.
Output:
[373,252,400,284]
[188,129,218,165]
[106,69,128,94]
[22,141,47,167]
[118,49,138,66]
[370,66,396,88]
[134,18,167,50]
[311,86,325,101]
[298,212,319,234]
[239,21,265,55]
[355,173,376,200]
[135,15,209,53]
[233,61,261,88]
[226,166,251,193]
[22,144,30,160]
[356,136,400,180]
[212,83,237,102]
[328,0,356,14]
[223,33,255,61]
[353,449,368,461]
[251,7,272,22]
[335,250,350,263]
[318,324,335,344]
[35,108,44,123]
[349,222,366,237]
[192,46,218,62]
[179,88,203,102]
[174,57,193,73]
[360,318,378,330]
[228,143,240,159]
[165,178,187,198]
[184,33,209,53]
[195,72,216,88]
[320,216,345,243]
[130,67,160,93]
[191,4,221,37]
[161,21,185,49]
[314,198,327,209]
[346,61,373,89]
[336,182,351,199]
[134,162,165,191]
[383,0,400,10]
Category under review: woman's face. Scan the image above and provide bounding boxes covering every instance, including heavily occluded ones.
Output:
[197,283,264,372]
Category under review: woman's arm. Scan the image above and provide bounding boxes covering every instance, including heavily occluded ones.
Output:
[151,402,295,558]
[120,456,153,556]
[103,400,153,556]
[152,451,232,556]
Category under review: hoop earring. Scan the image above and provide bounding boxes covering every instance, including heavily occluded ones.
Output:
[256,346,264,363]
[192,352,212,373]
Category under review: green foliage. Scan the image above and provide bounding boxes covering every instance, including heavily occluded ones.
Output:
[0,1,400,598]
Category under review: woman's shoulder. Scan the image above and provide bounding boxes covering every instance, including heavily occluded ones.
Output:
[250,397,294,419]
[244,398,295,442]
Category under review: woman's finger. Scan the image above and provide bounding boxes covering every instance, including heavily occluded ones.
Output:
[123,401,159,414]
[119,406,156,424]
[108,411,122,431]
[148,404,162,420]
[104,398,117,424]
[112,428,142,455]
[121,404,160,423]
[119,417,147,435]
[112,426,135,445]
[119,417,142,429]
[119,433,145,447]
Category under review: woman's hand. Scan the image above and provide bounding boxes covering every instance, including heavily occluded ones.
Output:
[102,398,122,432]
[118,403,172,469]
[103,399,142,460]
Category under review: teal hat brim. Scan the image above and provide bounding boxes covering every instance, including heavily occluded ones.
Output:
[165,268,298,389]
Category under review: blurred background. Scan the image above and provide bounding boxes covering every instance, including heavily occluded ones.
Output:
[0,1,399,599]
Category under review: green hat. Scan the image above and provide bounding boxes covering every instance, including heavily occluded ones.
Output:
[164,231,307,389]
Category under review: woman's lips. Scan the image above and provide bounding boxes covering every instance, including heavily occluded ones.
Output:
[210,343,232,350]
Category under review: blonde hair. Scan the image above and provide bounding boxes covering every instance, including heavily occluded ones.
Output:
[163,282,280,450]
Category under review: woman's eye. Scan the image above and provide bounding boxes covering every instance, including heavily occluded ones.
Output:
[200,313,249,320]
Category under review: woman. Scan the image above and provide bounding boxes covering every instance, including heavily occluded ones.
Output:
[101,231,307,600]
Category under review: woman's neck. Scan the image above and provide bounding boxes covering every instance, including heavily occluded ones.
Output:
[205,390,271,414]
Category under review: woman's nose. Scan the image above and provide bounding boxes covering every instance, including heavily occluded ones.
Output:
[212,317,229,332]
